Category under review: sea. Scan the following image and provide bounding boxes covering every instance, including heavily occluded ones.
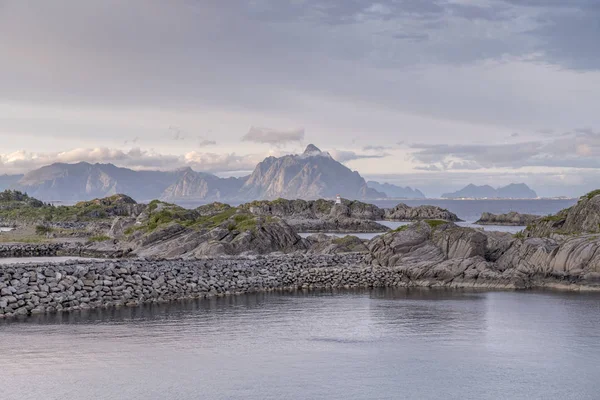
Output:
[2,289,600,400]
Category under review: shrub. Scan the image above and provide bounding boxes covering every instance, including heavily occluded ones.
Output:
[35,225,53,236]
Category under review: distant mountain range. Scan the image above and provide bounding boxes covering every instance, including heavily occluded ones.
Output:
[366,181,425,199]
[442,183,538,199]
[1,144,418,203]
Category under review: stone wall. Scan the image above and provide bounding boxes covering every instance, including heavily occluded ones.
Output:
[1,254,372,318]
[0,243,64,258]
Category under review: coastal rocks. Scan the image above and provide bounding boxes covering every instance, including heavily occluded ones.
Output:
[239,198,389,233]
[305,234,369,254]
[526,192,600,237]
[384,204,461,222]
[475,212,541,226]
[432,225,487,259]
[129,218,308,259]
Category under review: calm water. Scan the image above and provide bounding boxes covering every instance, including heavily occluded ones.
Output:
[2,289,600,400]
[300,220,523,240]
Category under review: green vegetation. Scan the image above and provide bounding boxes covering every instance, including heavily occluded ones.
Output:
[35,225,53,236]
[425,220,449,229]
[88,235,111,243]
[0,192,139,223]
[393,225,410,232]
[540,214,564,223]
[583,189,600,201]
[513,231,526,239]
[332,235,360,245]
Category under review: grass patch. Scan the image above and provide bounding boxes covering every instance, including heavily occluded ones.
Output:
[540,214,563,222]
[513,231,526,239]
[425,220,449,229]
[332,235,359,245]
[35,225,53,236]
[393,225,410,232]
[88,235,111,243]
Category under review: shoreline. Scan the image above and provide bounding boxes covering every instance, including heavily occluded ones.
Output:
[2,255,599,320]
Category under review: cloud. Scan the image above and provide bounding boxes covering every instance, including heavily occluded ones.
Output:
[169,126,185,141]
[0,147,260,175]
[362,145,393,151]
[242,126,305,145]
[198,139,217,147]
[330,150,390,163]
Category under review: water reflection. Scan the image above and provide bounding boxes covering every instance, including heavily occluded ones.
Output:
[2,289,600,400]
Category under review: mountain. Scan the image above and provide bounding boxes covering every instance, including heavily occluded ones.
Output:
[0,174,23,191]
[442,183,538,199]
[367,181,425,199]
[160,168,246,201]
[496,183,538,199]
[7,144,385,202]
[13,162,181,202]
[239,145,384,200]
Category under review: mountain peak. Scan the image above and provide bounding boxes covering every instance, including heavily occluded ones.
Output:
[303,144,322,155]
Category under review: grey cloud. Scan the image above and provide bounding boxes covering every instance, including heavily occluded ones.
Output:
[362,145,393,151]
[331,150,390,163]
[198,139,217,147]
[414,165,442,172]
[411,130,600,170]
[242,126,305,145]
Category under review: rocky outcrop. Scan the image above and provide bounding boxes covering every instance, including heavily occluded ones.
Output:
[367,221,600,290]
[526,192,600,237]
[475,212,541,226]
[305,234,369,254]
[126,217,308,259]
[384,204,461,222]
[240,199,389,232]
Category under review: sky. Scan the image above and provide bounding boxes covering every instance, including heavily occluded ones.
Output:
[1,0,600,197]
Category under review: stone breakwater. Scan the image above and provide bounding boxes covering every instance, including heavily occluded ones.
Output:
[0,243,65,258]
[1,254,369,318]
[2,250,597,319]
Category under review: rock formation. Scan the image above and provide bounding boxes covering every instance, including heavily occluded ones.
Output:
[475,211,541,226]
[384,203,461,221]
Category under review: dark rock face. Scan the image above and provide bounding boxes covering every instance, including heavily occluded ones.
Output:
[475,212,541,226]
[384,204,461,221]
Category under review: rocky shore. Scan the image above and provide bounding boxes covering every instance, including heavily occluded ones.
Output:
[3,240,600,319]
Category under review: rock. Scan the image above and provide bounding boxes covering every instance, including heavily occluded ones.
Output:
[384,203,461,222]
[432,225,487,259]
[475,212,541,226]
[526,192,600,237]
